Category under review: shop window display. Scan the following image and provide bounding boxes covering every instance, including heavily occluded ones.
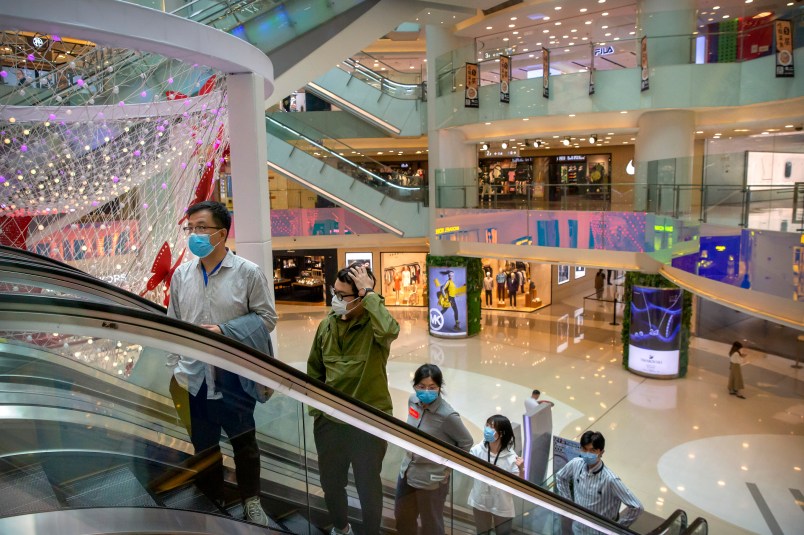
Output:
[380,252,427,306]
[481,259,551,312]
[273,251,336,303]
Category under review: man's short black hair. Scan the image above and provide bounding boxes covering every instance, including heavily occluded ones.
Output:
[580,430,605,451]
[335,262,376,295]
[532,389,541,397]
[187,201,231,233]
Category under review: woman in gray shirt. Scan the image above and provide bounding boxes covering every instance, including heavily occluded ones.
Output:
[395,364,473,535]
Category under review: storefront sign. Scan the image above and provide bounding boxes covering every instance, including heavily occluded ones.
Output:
[640,36,649,91]
[435,226,460,235]
[774,20,794,78]
[542,47,550,98]
[429,267,468,337]
[628,286,682,378]
[465,63,479,108]
[594,45,615,56]
[500,55,510,103]
[555,155,586,162]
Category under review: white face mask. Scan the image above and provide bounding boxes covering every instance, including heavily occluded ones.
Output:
[331,294,349,316]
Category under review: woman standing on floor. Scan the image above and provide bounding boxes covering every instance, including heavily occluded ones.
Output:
[395,364,473,535]
[728,341,748,399]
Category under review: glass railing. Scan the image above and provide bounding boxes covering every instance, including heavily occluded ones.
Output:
[438,9,803,91]
[268,208,389,236]
[336,58,423,100]
[0,252,656,535]
[435,172,801,233]
[351,52,423,86]
[266,114,428,204]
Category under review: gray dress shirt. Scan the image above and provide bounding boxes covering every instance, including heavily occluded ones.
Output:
[166,250,277,400]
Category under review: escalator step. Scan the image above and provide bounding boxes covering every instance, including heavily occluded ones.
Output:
[64,465,157,508]
[0,463,60,517]
[161,484,220,514]
[278,512,327,535]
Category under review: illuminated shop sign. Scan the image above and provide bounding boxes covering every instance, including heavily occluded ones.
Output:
[435,226,460,235]
[594,45,615,56]
[555,155,586,162]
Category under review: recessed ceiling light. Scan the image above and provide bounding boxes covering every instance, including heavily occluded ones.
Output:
[569,114,576,117]
[695,130,704,134]
[723,15,730,19]
[602,12,609,16]
[555,6,562,10]
[713,6,720,10]
[513,31,519,34]
[745,0,752,3]
[580,8,587,12]
[503,37,510,41]
[585,20,592,24]
[605,32,611,36]
[620,110,628,114]
[509,23,516,27]
[543,16,551,21]
[598,0,606,3]
[602,25,608,29]
[555,21,562,25]
[785,124,795,128]
[485,122,491,125]
[753,12,772,18]
[486,26,493,30]
[511,16,517,20]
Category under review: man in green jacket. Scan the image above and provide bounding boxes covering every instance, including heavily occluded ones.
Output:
[308,263,400,535]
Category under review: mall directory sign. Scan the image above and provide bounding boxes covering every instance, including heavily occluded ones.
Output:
[628,286,682,378]
[428,267,467,338]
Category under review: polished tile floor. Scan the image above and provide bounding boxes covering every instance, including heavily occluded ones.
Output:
[274,286,804,535]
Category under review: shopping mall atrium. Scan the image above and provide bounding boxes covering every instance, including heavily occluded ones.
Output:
[0,0,802,534]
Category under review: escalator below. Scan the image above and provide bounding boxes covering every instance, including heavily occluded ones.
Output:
[265,114,428,237]
[0,248,704,535]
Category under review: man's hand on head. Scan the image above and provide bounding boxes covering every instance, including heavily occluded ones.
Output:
[348,265,374,297]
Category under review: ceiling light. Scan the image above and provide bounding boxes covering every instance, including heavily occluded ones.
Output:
[486,26,493,30]
[602,12,609,16]
[723,15,730,19]
[589,134,598,144]
[509,24,516,27]
[562,137,571,146]
[585,20,592,25]
[510,16,517,20]
[481,142,489,150]
[745,0,753,3]
[602,25,608,29]
[753,12,772,18]
[543,16,551,21]
[555,22,562,26]
[713,6,720,10]
[580,8,587,12]
[501,142,508,149]
[555,6,562,10]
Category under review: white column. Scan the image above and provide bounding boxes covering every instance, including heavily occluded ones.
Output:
[637,0,697,67]
[227,73,273,275]
[634,110,696,213]
[426,24,477,251]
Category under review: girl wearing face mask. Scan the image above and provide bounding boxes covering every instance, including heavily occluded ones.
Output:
[395,364,473,535]
[467,415,523,535]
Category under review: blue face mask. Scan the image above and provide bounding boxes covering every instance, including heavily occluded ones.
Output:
[579,451,599,466]
[483,426,497,443]
[188,232,219,258]
[415,389,438,404]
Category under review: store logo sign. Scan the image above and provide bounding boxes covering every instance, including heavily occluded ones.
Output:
[435,226,460,235]
[594,46,615,56]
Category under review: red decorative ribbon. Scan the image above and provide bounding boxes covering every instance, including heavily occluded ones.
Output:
[140,241,185,306]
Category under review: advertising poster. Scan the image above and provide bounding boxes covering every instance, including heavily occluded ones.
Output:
[465,63,479,108]
[552,436,581,476]
[557,264,570,285]
[575,266,586,279]
[345,252,372,270]
[628,286,683,377]
[429,267,467,337]
[775,20,794,78]
[640,35,649,91]
[499,55,510,103]
[542,47,550,98]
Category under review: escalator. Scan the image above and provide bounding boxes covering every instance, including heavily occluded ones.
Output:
[265,114,427,237]
[0,246,697,534]
[306,58,424,137]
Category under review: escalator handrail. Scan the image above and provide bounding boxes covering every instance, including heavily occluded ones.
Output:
[265,115,424,193]
[682,517,708,535]
[0,292,639,535]
[352,52,422,83]
[343,58,422,92]
[646,509,687,535]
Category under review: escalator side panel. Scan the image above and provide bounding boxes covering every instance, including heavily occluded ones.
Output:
[0,462,60,517]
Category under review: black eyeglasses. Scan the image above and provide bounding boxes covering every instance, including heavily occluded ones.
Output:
[182,225,223,235]
[330,287,356,300]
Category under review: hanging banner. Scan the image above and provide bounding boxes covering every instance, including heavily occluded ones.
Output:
[628,286,683,378]
[640,36,649,91]
[775,20,794,78]
[465,62,479,108]
[589,44,596,95]
[421,81,427,102]
[499,55,510,103]
[542,47,550,99]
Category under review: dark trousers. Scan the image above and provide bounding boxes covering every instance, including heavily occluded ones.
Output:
[508,288,517,306]
[170,374,260,502]
[484,289,492,306]
[607,269,613,284]
[314,417,387,534]
[441,296,459,326]
[496,284,504,301]
[394,476,450,535]
[472,509,513,535]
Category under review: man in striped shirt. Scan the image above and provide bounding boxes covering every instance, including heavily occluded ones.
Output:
[555,431,643,533]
